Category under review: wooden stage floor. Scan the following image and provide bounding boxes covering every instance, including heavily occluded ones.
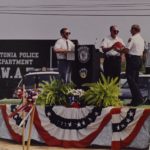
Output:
[0,139,109,150]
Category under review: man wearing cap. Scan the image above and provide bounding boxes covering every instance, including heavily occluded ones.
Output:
[101,25,125,82]
[117,24,146,106]
[54,27,75,83]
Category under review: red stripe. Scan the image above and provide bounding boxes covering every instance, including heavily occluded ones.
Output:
[110,107,121,114]
[111,141,121,150]
[111,107,121,150]
[121,109,150,148]
[34,107,113,148]
[8,103,28,118]
[1,105,149,149]
[1,105,22,143]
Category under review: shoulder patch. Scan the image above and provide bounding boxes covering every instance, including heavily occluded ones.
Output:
[101,38,104,42]
[128,38,131,43]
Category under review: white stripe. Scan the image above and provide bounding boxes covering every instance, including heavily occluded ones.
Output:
[52,106,94,119]
[121,109,144,140]
[112,107,144,141]
[6,105,22,136]
[37,106,112,141]
[19,107,33,127]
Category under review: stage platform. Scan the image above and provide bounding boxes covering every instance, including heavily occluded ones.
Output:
[0,139,109,150]
[0,105,150,150]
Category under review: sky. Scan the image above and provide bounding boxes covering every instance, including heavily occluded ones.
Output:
[0,0,150,45]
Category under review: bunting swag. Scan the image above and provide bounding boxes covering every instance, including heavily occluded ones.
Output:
[1,105,23,143]
[33,106,113,148]
[111,107,150,150]
[0,105,150,149]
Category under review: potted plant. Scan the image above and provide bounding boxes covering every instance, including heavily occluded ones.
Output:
[83,74,122,107]
[36,79,75,106]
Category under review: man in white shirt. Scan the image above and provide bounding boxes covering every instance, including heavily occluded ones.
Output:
[101,25,125,82]
[54,27,75,83]
[125,24,145,106]
[116,24,146,106]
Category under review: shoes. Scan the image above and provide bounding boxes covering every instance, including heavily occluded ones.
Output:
[126,99,143,107]
[142,97,150,105]
[126,103,133,106]
[127,97,150,106]
[126,102,142,107]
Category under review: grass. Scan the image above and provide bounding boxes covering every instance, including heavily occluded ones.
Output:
[0,98,22,105]
[0,98,149,109]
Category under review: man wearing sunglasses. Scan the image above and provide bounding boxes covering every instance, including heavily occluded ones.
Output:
[54,27,75,83]
[101,25,125,82]
[116,24,146,106]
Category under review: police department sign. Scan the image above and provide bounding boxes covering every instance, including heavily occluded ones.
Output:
[0,40,52,99]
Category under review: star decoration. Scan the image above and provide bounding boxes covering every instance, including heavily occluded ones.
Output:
[129,111,134,117]
[126,118,131,123]
[82,121,85,125]
[68,122,72,127]
[88,118,92,121]
[121,124,125,128]
[47,112,51,116]
[45,106,100,130]
[77,122,81,127]
[117,125,120,130]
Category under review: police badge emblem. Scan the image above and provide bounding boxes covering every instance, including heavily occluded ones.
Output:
[78,46,90,63]
[79,68,88,79]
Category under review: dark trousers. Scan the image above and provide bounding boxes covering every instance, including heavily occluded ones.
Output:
[57,59,73,83]
[126,54,143,105]
[103,56,121,82]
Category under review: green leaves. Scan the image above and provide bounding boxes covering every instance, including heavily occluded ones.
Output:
[83,74,122,107]
[36,80,75,106]
[36,74,122,107]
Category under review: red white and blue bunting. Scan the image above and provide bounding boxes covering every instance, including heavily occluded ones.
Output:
[111,107,150,150]
[0,105,150,149]
[33,105,112,147]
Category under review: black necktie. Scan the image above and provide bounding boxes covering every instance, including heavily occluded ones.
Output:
[66,40,69,50]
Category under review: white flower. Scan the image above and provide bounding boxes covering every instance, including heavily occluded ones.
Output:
[68,89,84,97]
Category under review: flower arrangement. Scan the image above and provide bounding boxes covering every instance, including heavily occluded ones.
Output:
[8,88,39,118]
[15,88,39,104]
[67,89,85,108]
[15,73,122,108]
[67,89,85,98]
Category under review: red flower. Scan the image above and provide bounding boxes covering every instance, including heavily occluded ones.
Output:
[71,102,80,108]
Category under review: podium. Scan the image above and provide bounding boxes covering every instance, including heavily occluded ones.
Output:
[72,45,100,88]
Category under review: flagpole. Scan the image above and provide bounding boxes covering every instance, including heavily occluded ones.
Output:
[22,107,26,150]
[26,103,35,150]
[22,77,26,150]
[26,75,38,150]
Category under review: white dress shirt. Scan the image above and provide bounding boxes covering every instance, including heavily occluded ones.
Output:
[101,35,125,56]
[54,38,75,60]
[126,33,144,56]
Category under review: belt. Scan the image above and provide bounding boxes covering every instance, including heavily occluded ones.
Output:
[126,54,141,58]
[58,59,67,61]
[105,55,120,59]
